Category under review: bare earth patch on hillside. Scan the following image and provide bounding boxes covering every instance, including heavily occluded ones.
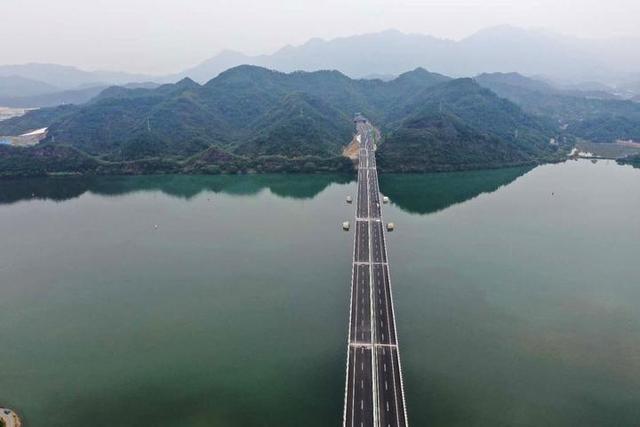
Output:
[342,134,360,160]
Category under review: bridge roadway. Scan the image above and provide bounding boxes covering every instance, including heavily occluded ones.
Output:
[343,119,408,427]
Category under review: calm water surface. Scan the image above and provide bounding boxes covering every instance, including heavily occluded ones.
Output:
[0,160,639,426]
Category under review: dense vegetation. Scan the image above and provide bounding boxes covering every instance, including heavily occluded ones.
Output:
[1,65,570,177]
[0,144,97,178]
[567,115,640,143]
[377,78,563,172]
[0,104,78,135]
[378,112,559,172]
[475,72,640,143]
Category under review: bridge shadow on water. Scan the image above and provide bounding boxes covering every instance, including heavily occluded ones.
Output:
[0,173,355,205]
[379,166,535,215]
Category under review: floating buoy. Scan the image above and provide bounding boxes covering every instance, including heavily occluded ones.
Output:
[0,407,22,427]
[154,224,159,229]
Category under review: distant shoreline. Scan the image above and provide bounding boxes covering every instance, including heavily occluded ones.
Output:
[0,156,616,181]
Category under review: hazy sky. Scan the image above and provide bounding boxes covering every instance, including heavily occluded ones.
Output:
[3,0,640,74]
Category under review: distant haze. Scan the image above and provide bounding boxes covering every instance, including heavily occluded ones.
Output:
[3,0,640,74]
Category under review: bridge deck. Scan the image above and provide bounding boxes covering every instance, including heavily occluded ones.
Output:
[344,120,408,427]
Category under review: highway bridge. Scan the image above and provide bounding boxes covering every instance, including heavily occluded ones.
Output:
[343,118,408,427]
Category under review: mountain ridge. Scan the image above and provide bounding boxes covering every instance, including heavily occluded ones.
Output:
[475,72,640,143]
[0,65,567,178]
[3,26,640,103]
[171,27,640,86]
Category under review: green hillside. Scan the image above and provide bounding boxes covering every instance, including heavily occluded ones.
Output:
[237,93,353,157]
[0,66,569,177]
[378,112,558,172]
[475,72,640,143]
[0,105,77,136]
[377,78,562,172]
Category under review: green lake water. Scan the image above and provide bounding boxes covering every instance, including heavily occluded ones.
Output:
[0,159,639,426]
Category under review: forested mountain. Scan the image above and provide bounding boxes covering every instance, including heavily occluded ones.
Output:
[0,66,567,177]
[475,72,640,142]
[0,105,79,135]
[235,93,353,157]
[378,78,560,172]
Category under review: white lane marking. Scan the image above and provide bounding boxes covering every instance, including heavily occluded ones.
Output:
[353,127,406,427]
[349,343,375,348]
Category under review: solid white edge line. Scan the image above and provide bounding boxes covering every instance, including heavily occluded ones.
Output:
[343,131,359,427]
[378,175,410,427]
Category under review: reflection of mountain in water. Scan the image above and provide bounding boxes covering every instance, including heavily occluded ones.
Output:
[0,174,354,205]
[379,166,534,215]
